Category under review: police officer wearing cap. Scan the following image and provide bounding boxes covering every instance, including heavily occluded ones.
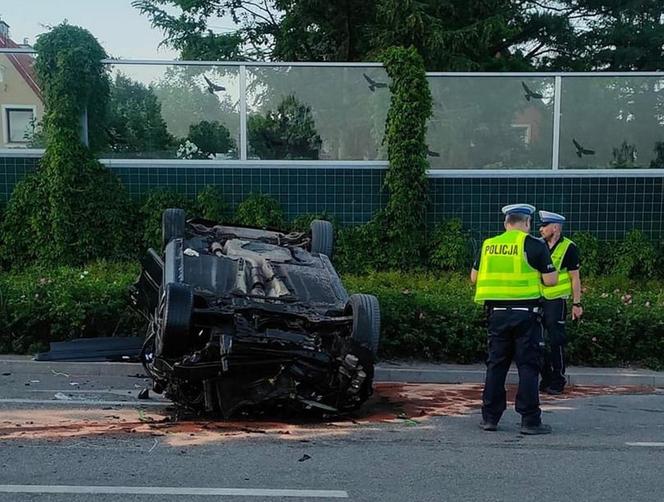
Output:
[538,211,583,395]
[471,204,557,434]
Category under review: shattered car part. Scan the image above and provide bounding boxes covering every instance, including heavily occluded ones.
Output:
[130,209,380,417]
[34,337,144,362]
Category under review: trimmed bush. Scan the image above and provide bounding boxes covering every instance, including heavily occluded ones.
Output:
[139,186,231,249]
[429,218,473,271]
[345,272,664,369]
[0,261,144,354]
[235,193,285,229]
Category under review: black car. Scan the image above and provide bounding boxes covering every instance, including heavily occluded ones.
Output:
[131,209,380,417]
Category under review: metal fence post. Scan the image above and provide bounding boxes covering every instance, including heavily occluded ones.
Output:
[551,76,562,170]
[239,65,247,161]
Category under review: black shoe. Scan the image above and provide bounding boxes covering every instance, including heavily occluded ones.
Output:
[520,423,552,435]
[479,420,498,432]
[543,387,564,396]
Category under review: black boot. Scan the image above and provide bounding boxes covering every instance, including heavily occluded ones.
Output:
[520,423,552,435]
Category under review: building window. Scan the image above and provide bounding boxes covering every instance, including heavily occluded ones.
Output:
[6,107,34,143]
[511,124,532,145]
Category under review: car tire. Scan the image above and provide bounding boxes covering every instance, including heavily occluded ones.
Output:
[310,220,333,257]
[347,294,380,356]
[156,282,193,358]
[162,208,186,249]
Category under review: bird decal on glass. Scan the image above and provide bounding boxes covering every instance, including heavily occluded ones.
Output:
[521,82,543,101]
[363,73,387,92]
[572,138,595,158]
[204,75,226,94]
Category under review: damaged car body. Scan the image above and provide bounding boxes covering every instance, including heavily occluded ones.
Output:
[130,209,380,417]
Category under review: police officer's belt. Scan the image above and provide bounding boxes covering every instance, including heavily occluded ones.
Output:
[490,306,541,313]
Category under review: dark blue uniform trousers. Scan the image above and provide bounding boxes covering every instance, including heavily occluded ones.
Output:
[482,309,544,426]
[540,298,567,392]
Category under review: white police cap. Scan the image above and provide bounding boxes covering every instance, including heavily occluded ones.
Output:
[538,210,566,224]
[501,203,536,216]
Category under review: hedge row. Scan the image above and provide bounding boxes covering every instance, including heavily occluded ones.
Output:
[1,263,663,369]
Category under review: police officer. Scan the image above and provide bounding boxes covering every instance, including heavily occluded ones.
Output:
[538,211,583,395]
[471,204,557,435]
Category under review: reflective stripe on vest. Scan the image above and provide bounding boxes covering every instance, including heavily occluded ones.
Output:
[541,237,573,300]
[474,230,542,304]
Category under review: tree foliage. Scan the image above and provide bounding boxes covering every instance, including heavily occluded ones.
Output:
[107,73,174,155]
[377,46,432,269]
[248,95,322,159]
[187,120,235,157]
[134,0,663,71]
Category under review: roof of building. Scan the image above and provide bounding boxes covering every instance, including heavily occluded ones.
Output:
[0,32,42,101]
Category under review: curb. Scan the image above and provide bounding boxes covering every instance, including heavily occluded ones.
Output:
[374,367,664,388]
[2,357,663,387]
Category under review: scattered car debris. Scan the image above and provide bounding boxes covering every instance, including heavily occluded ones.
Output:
[35,337,144,362]
[1,373,11,377]
[298,454,312,462]
[130,210,381,418]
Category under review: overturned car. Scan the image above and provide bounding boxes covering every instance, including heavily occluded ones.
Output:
[130,209,380,417]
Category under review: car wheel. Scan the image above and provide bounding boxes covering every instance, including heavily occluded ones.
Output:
[156,282,193,358]
[162,208,186,249]
[310,219,333,257]
[347,293,380,356]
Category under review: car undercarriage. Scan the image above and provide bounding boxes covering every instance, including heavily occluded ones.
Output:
[130,209,380,418]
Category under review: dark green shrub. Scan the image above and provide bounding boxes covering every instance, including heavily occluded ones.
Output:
[609,229,658,279]
[140,189,198,249]
[195,185,229,223]
[333,220,388,275]
[248,95,322,160]
[429,218,472,271]
[187,120,235,158]
[344,272,664,369]
[571,231,602,276]
[0,261,144,354]
[235,193,285,229]
[289,212,336,233]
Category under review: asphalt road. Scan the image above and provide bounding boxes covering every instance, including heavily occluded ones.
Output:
[0,369,663,501]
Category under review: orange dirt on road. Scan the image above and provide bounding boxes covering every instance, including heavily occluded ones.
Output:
[0,383,652,446]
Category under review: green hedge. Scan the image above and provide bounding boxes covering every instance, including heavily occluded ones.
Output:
[0,261,144,354]
[1,263,663,369]
[345,273,664,369]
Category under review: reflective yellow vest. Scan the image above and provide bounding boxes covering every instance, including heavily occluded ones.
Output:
[474,230,542,304]
[541,237,573,300]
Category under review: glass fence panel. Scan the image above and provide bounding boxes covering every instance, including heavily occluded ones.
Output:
[426,76,555,169]
[245,66,390,160]
[560,76,664,169]
[0,50,45,148]
[103,63,240,159]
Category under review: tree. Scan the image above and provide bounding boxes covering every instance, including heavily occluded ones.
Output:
[135,0,663,72]
[187,120,235,157]
[248,95,322,159]
[153,66,239,149]
[107,73,174,156]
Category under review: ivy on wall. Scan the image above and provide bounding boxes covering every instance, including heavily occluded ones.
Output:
[376,46,433,269]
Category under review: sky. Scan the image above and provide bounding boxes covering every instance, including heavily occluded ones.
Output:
[1,0,182,59]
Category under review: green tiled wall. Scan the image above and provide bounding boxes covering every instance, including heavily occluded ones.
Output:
[1,156,662,240]
[429,177,664,240]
